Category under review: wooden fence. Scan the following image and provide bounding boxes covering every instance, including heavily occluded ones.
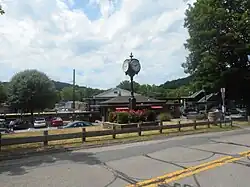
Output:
[0,120,233,150]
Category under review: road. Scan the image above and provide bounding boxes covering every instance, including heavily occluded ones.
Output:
[1,127,250,187]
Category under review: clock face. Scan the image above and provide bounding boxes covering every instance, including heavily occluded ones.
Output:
[122,59,130,72]
[130,59,141,73]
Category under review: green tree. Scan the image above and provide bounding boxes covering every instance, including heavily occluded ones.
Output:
[117,80,140,92]
[183,0,250,114]
[0,5,4,15]
[0,82,7,103]
[8,70,57,124]
[60,86,81,101]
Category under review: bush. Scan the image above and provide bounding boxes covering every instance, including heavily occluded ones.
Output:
[117,112,130,124]
[108,112,117,122]
[144,110,157,121]
[108,109,158,124]
[195,113,207,120]
[158,113,172,121]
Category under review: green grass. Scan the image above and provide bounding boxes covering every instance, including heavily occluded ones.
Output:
[0,124,238,158]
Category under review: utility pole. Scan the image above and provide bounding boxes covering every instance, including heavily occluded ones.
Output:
[72,69,76,121]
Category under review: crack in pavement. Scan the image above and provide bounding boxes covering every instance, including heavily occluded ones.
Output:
[143,154,201,187]
[209,139,250,148]
[102,163,139,186]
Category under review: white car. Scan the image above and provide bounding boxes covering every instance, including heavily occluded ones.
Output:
[34,118,47,128]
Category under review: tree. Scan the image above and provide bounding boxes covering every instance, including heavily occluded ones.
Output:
[117,80,140,92]
[0,82,7,103]
[8,70,57,124]
[0,4,4,15]
[183,0,250,114]
[60,86,81,101]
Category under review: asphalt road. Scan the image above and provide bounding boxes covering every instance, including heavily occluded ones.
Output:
[1,127,250,187]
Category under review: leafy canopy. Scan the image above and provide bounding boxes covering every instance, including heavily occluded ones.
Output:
[0,83,7,103]
[0,4,4,15]
[183,0,250,102]
[8,70,57,112]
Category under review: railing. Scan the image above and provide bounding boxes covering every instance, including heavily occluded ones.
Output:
[0,120,233,150]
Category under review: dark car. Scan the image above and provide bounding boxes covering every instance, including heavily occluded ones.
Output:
[58,121,92,129]
[12,119,30,130]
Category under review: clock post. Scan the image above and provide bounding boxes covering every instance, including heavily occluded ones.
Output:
[122,52,141,110]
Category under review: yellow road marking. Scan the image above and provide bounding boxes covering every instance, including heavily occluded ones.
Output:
[127,150,250,187]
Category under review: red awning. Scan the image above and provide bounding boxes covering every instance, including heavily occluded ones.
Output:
[116,107,129,110]
[151,106,163,109]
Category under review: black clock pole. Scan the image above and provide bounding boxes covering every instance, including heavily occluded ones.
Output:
[122,52,141,110]
[129,52,135,98]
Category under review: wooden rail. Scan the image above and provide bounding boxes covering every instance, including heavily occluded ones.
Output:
[0,120,233,149]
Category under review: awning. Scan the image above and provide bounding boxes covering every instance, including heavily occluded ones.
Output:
[115,107,129,110]
[151,106,163,109]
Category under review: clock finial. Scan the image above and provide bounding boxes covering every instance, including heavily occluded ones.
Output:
[130,52,133,59]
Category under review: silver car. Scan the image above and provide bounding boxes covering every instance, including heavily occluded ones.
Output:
[34,118,47,128]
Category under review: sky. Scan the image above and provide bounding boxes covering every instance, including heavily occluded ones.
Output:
[0,0,194,89]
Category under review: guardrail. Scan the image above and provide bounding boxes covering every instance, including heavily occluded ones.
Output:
[0,120,233,150]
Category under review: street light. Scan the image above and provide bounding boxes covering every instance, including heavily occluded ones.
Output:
[122,52,141,110]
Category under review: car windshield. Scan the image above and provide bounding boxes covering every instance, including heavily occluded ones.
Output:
[65,122,75,127]
[35,118,45,121]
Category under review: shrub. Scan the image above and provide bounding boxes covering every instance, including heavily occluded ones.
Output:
[108,112,117,122]
[117,112,129,124]
[158,113,172,121]
[109,109,158,124]
[195,113,207,120]
[144,110,157,121]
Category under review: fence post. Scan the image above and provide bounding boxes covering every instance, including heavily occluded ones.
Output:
[159,121,163,134]
[178,121,181,131]
[138,123,142,136]
[219,119,222,128]
[112,124,116,139]
[230,120,233,127]
[82,128,86,143]
[43,130,48,146]
[207,119,210,128]
[0,133,1,151]
[194,120,197,130]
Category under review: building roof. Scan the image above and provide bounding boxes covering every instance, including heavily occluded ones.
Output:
[198,93,218,103]
[100,95,165,104]
[93,87,140,98]
[187,89,205,99]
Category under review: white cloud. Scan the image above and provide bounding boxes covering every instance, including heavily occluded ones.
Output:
[0,0,192,89]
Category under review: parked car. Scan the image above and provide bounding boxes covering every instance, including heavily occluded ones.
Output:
[0,119,8,133]
[34,118,47,128]
[12,119,30,130]
[58,121,92,129]
[50,117,64,127]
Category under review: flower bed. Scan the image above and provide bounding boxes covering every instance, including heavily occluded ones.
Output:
[108,109,157,124]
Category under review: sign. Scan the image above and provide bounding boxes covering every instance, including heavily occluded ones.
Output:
[220,88,225,93]
[220,88,225,99]
[222,106,225,113]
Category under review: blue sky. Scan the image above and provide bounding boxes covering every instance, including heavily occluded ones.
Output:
[0,0,193,89]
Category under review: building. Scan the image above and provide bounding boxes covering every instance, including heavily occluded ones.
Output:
[64,101,87,111]
[85,87,182,121]
[85,87,141,111]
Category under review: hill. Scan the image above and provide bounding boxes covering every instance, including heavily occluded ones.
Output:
[160,76,193,89]
[1,76,192,93]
